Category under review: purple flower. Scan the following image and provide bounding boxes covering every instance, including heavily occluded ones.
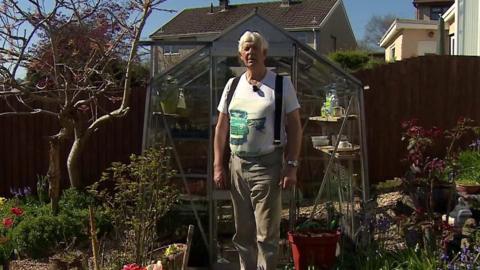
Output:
[440,253,449,262]
[23,187,31,196]
[9,186,32,197]
[469,139,480,151]
[375,215,391,232]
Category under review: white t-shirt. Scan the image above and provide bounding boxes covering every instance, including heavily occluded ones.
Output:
[217,70,300,157]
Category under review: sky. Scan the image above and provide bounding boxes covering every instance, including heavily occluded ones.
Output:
[142,0,416,41]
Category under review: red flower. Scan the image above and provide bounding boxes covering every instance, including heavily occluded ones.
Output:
[11,207,24,216]
[122,264,144,270]
[3,218,13,229]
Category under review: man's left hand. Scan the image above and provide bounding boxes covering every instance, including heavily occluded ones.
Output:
[280,167,297,189]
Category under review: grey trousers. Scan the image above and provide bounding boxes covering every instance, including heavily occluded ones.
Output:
[230,148,283,270]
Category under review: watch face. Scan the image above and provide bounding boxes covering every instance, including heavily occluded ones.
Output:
[288,160,299,167]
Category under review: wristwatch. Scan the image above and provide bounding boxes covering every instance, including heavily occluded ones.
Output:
[286,160,299,167]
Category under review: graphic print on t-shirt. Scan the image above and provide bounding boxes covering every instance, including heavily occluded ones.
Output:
[248,118,266,132]
[230,109,266,145]
[230,110,249,145]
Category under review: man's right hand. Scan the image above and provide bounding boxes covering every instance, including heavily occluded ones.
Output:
[213,165,226,189]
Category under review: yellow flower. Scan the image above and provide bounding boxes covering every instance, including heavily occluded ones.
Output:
[0,197,6,207]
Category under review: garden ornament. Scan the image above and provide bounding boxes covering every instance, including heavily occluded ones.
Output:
[448,197,472,227]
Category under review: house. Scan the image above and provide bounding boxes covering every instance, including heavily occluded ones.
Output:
[150,0,356,70]
[442,0,480,56]
[413,0,454,20]
[380,0,454,61]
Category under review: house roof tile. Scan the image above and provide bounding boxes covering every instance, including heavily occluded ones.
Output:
[412,0,454,5]
[150,0,336,38]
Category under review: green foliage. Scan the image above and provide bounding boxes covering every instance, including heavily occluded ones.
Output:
[393,248,441,270]
[36,175,49,204]
[59,188,95,211]
[336,246,441,270]
[0,187,113,260]
[0,241,13,265]
[58,188,113,239]
[455,150,480,184]
[11,215,63,258]
[328,50,380,72]
[375,178,403,192]
[89,147,179,265]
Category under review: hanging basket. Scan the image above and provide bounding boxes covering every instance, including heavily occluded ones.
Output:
[288,230,340,270]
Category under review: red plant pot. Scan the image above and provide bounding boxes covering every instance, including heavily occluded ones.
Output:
[288,230,340,270]
[456,184,480,194]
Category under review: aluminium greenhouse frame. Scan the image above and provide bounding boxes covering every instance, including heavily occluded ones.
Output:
[141,11,370,268]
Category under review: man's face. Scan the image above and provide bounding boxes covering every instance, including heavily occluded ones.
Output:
[239,42,266,68]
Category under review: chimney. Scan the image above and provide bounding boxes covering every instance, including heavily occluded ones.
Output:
[208,3,214,14]
[281,0,292,7]
[219,0,229,10]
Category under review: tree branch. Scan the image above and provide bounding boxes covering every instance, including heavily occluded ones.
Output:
[0,108,58,117]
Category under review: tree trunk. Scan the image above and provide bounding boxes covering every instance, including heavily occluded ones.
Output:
[47,136,62,215]
[67,137,85,189]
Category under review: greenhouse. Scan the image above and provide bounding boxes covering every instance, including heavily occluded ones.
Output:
[142,11,368,268]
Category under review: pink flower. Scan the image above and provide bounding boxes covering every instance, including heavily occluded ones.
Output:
[3,218,13,229]
[11,207,24,216]
[122,264,144,270]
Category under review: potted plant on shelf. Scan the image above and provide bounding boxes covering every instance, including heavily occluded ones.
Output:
[152,75,185,115]
[288,204,340,270]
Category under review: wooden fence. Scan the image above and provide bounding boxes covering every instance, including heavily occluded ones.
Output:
[355,55,480,186]
[0,88,146,196]
[2,56,480,196]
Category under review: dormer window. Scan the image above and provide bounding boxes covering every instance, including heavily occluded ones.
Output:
[430,7,449,20]
[163,46,180,55]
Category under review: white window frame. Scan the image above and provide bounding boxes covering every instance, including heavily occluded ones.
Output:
[163,45,180,56]
[449,34,456,55]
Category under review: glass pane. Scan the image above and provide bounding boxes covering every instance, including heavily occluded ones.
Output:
[296,47,363,236]
[154,45,206,74]
[145,47,211,193]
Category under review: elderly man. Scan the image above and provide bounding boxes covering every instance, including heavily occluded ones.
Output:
[213,31,302,270]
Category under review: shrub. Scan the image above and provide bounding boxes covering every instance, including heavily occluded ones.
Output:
[4,187,113,259]
[11,215,63,258]
[59,188,95,212]
[89,147,179,265]
[328,50,379,72]
[59,187,113,236]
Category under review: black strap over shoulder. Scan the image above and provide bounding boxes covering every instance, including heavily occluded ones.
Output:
[274,74,283,145]
[224,74,283,146]
[226,77,240,114]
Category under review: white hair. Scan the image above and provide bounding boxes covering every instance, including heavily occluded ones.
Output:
[238,31,269,53]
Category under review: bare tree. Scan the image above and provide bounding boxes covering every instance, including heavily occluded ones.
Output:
[0,0,173,210]
[359,14,396,51]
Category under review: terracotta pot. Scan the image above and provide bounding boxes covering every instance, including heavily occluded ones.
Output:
[456,184,480,194]
[288,230,340,270]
